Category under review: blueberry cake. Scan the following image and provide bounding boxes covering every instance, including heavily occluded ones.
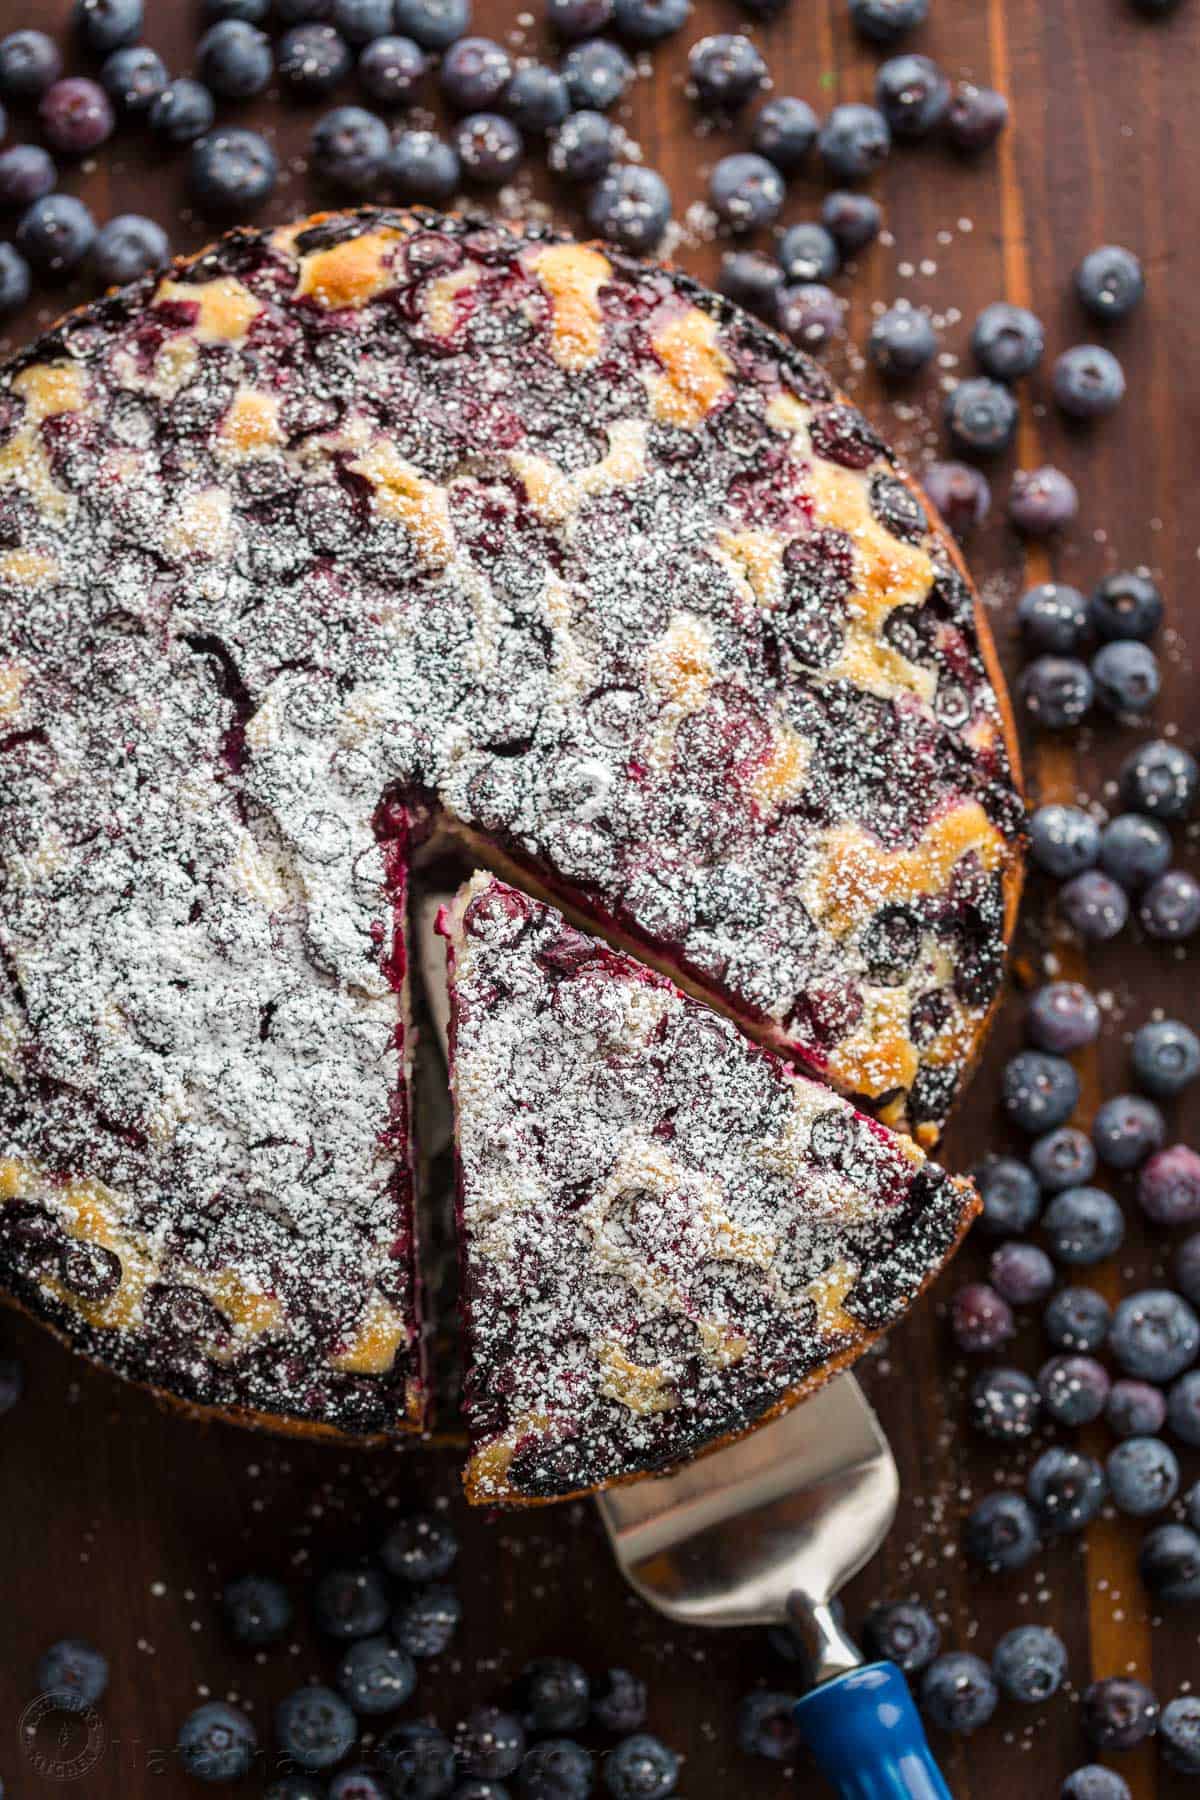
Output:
[0,207,1020,1441]
[443,874,978,1503]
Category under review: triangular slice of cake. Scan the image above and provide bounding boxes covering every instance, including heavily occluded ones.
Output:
[442,874,978,1505]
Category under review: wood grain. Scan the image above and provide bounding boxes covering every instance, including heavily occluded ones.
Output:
[0,0,1198,1794]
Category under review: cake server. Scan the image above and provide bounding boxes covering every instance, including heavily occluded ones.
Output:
[414,887,953,1800]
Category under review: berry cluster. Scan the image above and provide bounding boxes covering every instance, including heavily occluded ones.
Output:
[1020,568,1165,736]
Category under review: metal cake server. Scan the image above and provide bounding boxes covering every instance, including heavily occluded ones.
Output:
[414,888,953,1799]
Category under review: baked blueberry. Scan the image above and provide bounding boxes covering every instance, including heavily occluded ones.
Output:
[1119,738,1198,819]
[393,0,471,48]
[39,77,114,153]
[817,103,891,181]
[336,1636,417,1715]
[708,153,784,231]
[16,193,96,276]
[1168,1369,1200,1444]
[688,34,766,113]
[777,220,839,283]
[149,78,216,144]
[1027,981,1100,1054]
[586,164,671,251]
[921,461,990,538]
[972,1155,1041,1235]
[1037,1353,1109,1425]
[1043,1286,1111,1354]
[74,0,142,56]
[1028,804,1100,879]
[1020,655,1094,730]
[1092,1094,1165,1171]
[1139,869,1200,942]
[1053,344,1126,418]
[735,1690,803,1761]
[1091,641,1160,715]
[1109,1288,1200,1381]
[1106,1378,1166,1438]
[716,248,782,318]
[964,1491,1039,1569]
[970,302,1044,379]
[452,113,523,185]
[519,1739,595,1800]
[312,105,390,192]
[1132,1019,1200,1096]
[92,213,170,286]
[1030,1126,1096,1192]
[380,1514,458,1584]
[456,1706,526,1777]
[1042,1186,1125,1266]
[177,1703,258,1782]
[518,1659,590,1732]
[386,129,461,202]
[313,1567,390,1640]
[1106,1435,1180,1515]
[849,0,928,44]
[279,24,353,95]
[561,39,632,108]
[612,0,690,43]
[949,1282,1014,1353]
[359,34,427,104]
[919,1653,997,1735]
[991,1625,1067,1703]
[752,96,818,171]
[1058,870,1129,941]
[197,20,273,98]
[945,81,1008,150]
[99,45,167,113]
[1001,1050,1079,1134]
[1099,814,1172,889]
[591,1670,647,1735]
[602,1733,679,1798]
[1009,466,1078,537]
[874,54,948,138]
[0,242,31,315]
[861,1600,940,1672]
[441,36,513,110]
[189,127,278,215]
[868,305,937,378]
[378,1721,457,1796]
[1160,1697,1200,1776]
[968,1366,1041,1441]
[1138,1524,1200,1604]
[1026,1446,1106,1534]
[503,64,569,133]
[276,1685,358,1770]
[1081,1678,1159,1750]
[0,29,62,99]
[1090,570,1163,641]
[222,1573,292,1646]
[945,377,1018,456]
[777,283,843,350]
[1076,245,1144,320]
[391,1583,462,1656]
[36,1639,109,1711]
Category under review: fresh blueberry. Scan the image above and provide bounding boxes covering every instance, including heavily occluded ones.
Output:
[1030,1126,1096,1192]
[92,212,170,287]
[197,20,273,98]
[1099,815,1172,890]
[0,30,62,99]
[1053,343,1126,418]
[337,1636,417,1715]
[1059,870,1130,942]
[708,152,784,231]
[1042,1186,1125,1266]
[387,129,460,202]
[452,112,523,185]
[752,96,818,172]
[945,376,1018,456]
[868,304,937,378]
[968,1366,1041,1440]
[861,1600,940,1672]
[1001,1050,1080,1134]
[1167,1369,1200,1446]
[329,1771,390,1800]
[1043,1286,1112,1353]
[0,243,30,315]
[1187,1480,1200,1532]
[312,105,390,192]
[1109,1288,1200,1381]
[1175,1233,1200,1308]
[964,1491,1039,1569]
[973,1155,1041,1235]
[1026,1446,1106,1534]
[503,64,569,133]
[715,248,782,318]
[1106,1436,1180,1514]
[1091,640,1161,716]
[921,460,990,538]
[149,78,216,144]
[1028,804,1101,879]
[177,1703,258,1783]
[359,34,427,103]
[602,1733,678,1798]
[817,103,891,180]
[777,220,839,284]
[549,110,616,182]
[391,1583,462,1657]
[333,0,395,41]
[1020,655,1095,731]
[1160,1697,1200,1776]
[16,192,96,276]
[547,0,615,36]
[0,144,57,208]
[849,0,929,44]
[518,1659,591,1732]
[990,1241,1055,1305]
[1081,1677,1160,1750]
[378,1721,457,1799]
[273,0,334,16]
[279,24,353,95]
[591,1671,647,1735]
[456,1707,526,1778]
[1138,1523,1200,1604]
[36,1639,108,1711]
[1076,245,1144,321]
[276,1685,358,1771]
[190,127,278,214]
[1009,466,1079,537]
[945,81,1009,150]
[380,1514,458,1584]
[1092,1093,1166,1171]
[586,165,671,251]
[518,1739,594,1800]
[1028,981,1101,1054]
[74,0,142,56]
[1119,738,1199,820]
[874,53,948,138]
[39,77,114,154]
[1139,869,1200,942]
[688,34,766,113]
[777,284,843,350]
[991,1625,1067,1703]
[612,0,690,44]
[1107,1379,1167,1438]
[821,188,882,253]
[919,1653,997,1735]
[1017,583,1089,654]
[222,1573,292,1646]
[561,40,632,109]
[1090,570,1163,642]
[393,0,472,49]
[313,1567,390,1641]
[1038,1353,1110,1425]
[970,301,1044,380]
[1061,1769,1131,1800]
[100,45,167,114]
[949,1282,1014,1353]
[733,1690,802,1761]
[441,36,513,110]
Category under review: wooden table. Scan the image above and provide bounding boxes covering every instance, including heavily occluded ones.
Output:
[1,0,1197,1793]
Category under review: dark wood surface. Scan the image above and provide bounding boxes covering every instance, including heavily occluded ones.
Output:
[1,0,1198,1794]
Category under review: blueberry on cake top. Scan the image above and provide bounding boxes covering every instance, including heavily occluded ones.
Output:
[443,874,978,1504]
[0,206,1020,1438]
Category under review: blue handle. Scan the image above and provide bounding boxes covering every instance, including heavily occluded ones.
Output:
[793,1662,953,1800]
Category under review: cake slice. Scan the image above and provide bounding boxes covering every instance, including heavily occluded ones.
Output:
[442,874,978,1505]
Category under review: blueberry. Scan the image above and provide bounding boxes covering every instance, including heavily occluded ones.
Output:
[921,460,990,538]
[313,1567,389,1641]
[1119,738,1199,820]
[1026,1446,1106,1534]
[990,1241,1055,1305]
[549,107,616,182]
[874,54,948,138]
[849,0,928,44]
[1139,868,1200,942]
[503,64,569,133]
[222,1573,292,1646]
[456,1706,526,1778]
[149,78,217,145]
[276,0,336,17]
[821,188,882,254]
[92,213,170,288]
[519,1659,591,1732]
[279,23,353,95]
[190,127,278,215]
[1161,1697,1200,1776]
[74,0,142,56]
[0,243,30,315]
[776,220,839,284]
[602,1733,678,1798]
[777,284,843,350]
[1059,870,1129,942]
[177,1702,258,1783]
[1009,466,1078,537]
[1106,1435,1180,1515]
[1028,804,1101,878]
[868,304,937,378]
[708,153,784,231]
[1175,1233,1200,1308]
[964,1491,1039,1569]
[452,113,523,185]
[1107,1379,1167,1437]
[561,40,632,109]
[945,376,1018,456]
[266,1780,327,1800]
[378,1721,457,1799]
[1099,815,1172,891]
[333,0,396,42]
[441,36,513,110]
[16,193,96,276]
[1082,1677,1160,1750]
[715,248,782,318]
[0,30,62,100]
[1001,1050,1080,1134]
[919,1653,997,1735]
[547,0,615,35]
[1044,1286,1112,1353]
[1167,1369,1200,1446]
[973,1155,1041,1235]
[0,144,57,208]
[39,77,114,154]
[1092,640,1161,716]
[391,1583,462,1656]
[206,0,271,16]
[1020,655,1095,731]
[1038,1353,1110,1425]
[730,1690,801,1762]
[1061,1768,1131,1800]
[197,20,273,98]
[949,1282,1013,1352]
[36,1639,108,1711]
[817,103,891,180]
[276,1685,358,1771]
[1053,344,1126,418]
[380,1514,458,1584]
[1187,1480,1200,1532]
[393,0,472,49]
[100,45,167,114]
[1042,1186,1125,1266]
[359,34,427,102]
[337,1636,417,1715]
[945,81,1009,150]
[1027,981,1101,1054]
[688,34,766,113]
[1092,1094,1166,1171]
[970,301,1044,380]
[861,1600,940,1672]
[518,1739,594,1800]
[1139,1523,1200,1604]
[586,165,671,252]
[1030,1126,1096,1192]
[330,1771,391,1800]
[1076,245,1144,321]
[387,129,460,202]
[1109,1288,1200,1381]
[312,105,390,192]
[612,0,690,44]
[1090,570,1163,641]
[968,1366,1041,1440]
[992,1624,1067,1703]
[1017,582,1091,654]
[751,96,818,173]
[591,1671,646,1735]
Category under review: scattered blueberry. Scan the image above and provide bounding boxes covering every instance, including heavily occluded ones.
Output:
[945,376,1019,456]
[971,301,1045,379]
[612,0,690,43]
[378,1721,458,1799]
[874,52,948,137]
[177,1702,258,1783]
[1053,343,1126,418]
[1138,1523,1200,1604]
[708,152,784,231]
[1119,738,1198,820]
[1167,1369,1200,1446]
[1001,1050,1080,1134]
[314,1568,390,1642]
[945,80,1008,151]
[519,1660,591,1732]
[1091,640,1161,715]
[968,1366,1041,1440]
[591,1671,647,1736]
[1106,1435,1180,1516]
[1009,466,1079,537]
[1131,1019,1199,1097]
[716,248,782,318]
[1137,1143,1200,1225]
[861,1600,940,1672]
[1107,1378,1167,1438]
[1061,1768,1131,1800]
[333,0,395,40]
[991,1624,1067,1703]
[1139,868,1200,942]
[1109,1288,1200,1381]
[329,1771,390,1800]
[452,112,523,185]
[1081,1677,1160,1751]
[1043,1286,1112,1353]
[278,23,353,95]
[1058,869,1130,942]
[387,129,461,202]
[39,76,114,154]
[312,105,390,192]
[0,144,57,209]
[1092,1093,1166,1171]
[921,460,990,538]
[149,78,217,145]
[1042,1186,1126,1266]
[189,127,278,215]
[821,188,882,252]
[518,1739,595,1800]
[777,284,843,350]
[1187,1480,1200,1532]
[990,1241,1055,1305]
[849,0,929,45]
[1020,656,1095,732]
[1175,1233,1200,1308]
[381,1515,458,1584]
[973,1155,1041,1235]
[16,192,96,275]
[276,1685,359,1771]
[1026,1446,1106,1534]
[561,39,632,109]
[1076,245,1144,321]
[337,1636,417,1716]
[868,304,937,378]
[549,109,616,182]
[688,34,766,113]
[393,0,472,50]
[503,64,569,133]
[750,96,818,174]
[36,1639,108,1711]
[100,44,167,114]
[1028,804,1100,879]
[1090,569,1163,642]
[1160,1697,1200,1776]
[602,1733,678,1798]
[547,0,615,35]
[1099,815,1172,890]
[1028,981,1101,1054]
[392,1583,462,1657]
[455,1706,526,1779]
[222,1573,292,1647]
[74,0,143,57]
[964,1490,1039,1570]
[197,19,273,99]
[0,243,31,315]
[950,1282,1014,1353]
[359,34,427,105]
[919,1653,998,1735]
[0,29,62,100]
[1031,1126,1097,1192]
[441,36,513,111]
[776,220,839,284]
[1038,1353,1110,1426]
[734,1690,802,1762]
[586,164,671,251]
[817,102,891,181]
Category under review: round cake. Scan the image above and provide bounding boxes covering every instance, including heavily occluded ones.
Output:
[0,207,1024,1445]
